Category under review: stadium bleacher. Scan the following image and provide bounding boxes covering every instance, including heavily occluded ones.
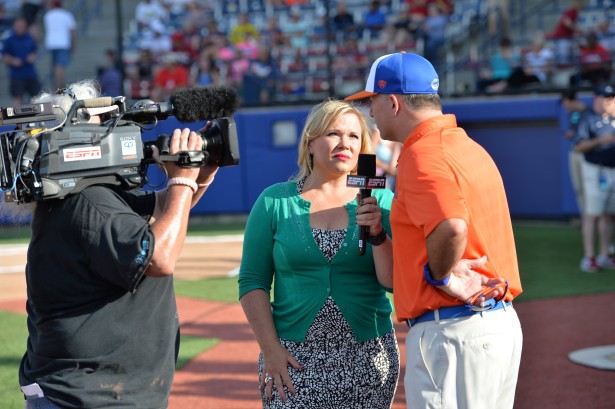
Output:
[0,0,613,108]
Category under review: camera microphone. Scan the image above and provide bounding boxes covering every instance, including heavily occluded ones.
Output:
[171,86,239,122]
[125,86,240,123]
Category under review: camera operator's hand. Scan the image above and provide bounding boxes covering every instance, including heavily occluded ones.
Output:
[165,128,202,181]
[147,128,206,277]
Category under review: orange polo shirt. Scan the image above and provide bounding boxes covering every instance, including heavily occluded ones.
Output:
[391,114,522,321]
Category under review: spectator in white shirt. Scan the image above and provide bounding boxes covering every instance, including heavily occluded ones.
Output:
[43,0,77,89]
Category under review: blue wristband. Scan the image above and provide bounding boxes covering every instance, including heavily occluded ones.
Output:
[423,262,451,287]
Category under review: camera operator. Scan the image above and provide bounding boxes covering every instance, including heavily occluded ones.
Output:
[15,80,218,409]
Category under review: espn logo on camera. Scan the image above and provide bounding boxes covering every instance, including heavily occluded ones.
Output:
[63,147,102,162]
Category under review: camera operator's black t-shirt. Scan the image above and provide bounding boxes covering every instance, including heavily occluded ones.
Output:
[19,185,180,409]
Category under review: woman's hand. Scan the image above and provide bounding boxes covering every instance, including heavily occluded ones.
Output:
[261,344,302,402]
[356,195,384,236]
[241,289,303,403]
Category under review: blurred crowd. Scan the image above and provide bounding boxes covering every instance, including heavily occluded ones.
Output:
[126,0,615,103]
[1,0,614,107]
[475,0,615,95]
[124,0,454,106]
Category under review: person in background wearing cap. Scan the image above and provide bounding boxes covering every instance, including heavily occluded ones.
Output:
[12,79,219,409]
[239,99,399,408]
[345,52,523,409]
[572,84,615,272]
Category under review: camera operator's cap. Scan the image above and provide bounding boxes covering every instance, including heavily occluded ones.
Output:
[595,84,615,98]
[344,52,439,101]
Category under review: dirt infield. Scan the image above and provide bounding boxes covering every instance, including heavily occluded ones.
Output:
[1,239,614,409]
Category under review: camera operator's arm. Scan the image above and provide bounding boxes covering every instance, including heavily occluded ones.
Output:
[192,164,219,204]
[153,164,219,215]
[146,128,202,277]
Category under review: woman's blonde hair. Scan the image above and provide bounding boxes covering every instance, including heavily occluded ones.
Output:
[293,99,372,181]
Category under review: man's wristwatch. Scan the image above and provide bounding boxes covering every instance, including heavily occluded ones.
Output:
[368,228,387,246]
[423,262,451,286]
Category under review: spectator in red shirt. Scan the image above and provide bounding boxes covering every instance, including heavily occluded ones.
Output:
[406,0,428,19]
[151,52,189,101]
[570,32,612,87]
[170,31,197,64]
[547,0,584,65]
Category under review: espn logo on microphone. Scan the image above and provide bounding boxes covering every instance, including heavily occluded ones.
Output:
[346,175,387,189]
[63,147,102,162]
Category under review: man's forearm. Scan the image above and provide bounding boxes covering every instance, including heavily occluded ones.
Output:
[147,186,193,276]
[425,218,468,280]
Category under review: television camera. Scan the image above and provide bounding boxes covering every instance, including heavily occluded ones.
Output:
[0,86,240,204]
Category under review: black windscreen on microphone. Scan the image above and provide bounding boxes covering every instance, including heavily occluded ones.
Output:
[170,86,240,123]
[357,153,376,256]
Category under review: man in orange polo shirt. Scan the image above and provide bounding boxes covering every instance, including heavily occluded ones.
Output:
[346,53,523,409]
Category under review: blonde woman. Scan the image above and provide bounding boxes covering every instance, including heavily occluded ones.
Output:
[239,99,399,408]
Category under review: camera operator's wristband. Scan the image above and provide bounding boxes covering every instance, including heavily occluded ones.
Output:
[167,177,198,193]
[423,262,451,287]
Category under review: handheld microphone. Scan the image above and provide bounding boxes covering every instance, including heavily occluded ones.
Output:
[124,86,240,123]
[347,154,386,256]
[357,154,375,256]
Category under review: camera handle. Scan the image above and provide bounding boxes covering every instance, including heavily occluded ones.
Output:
[144,134,211,168]
[159,151,209,168]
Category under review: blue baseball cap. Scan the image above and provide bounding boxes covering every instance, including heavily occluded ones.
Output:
[344,52,440,101]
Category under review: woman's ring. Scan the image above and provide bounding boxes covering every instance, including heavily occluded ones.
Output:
[264,375,272,383]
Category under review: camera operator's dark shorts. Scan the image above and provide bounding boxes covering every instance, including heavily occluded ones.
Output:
[10,77,41,98]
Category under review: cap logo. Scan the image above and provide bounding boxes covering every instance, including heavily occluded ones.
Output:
[431,78,440,91]
[378,80,387,90]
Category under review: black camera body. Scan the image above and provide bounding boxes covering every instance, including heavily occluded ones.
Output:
[33,122,146,201]
[0,90,240,204]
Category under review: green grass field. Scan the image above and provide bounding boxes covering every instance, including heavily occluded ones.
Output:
[1,221,614,407]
